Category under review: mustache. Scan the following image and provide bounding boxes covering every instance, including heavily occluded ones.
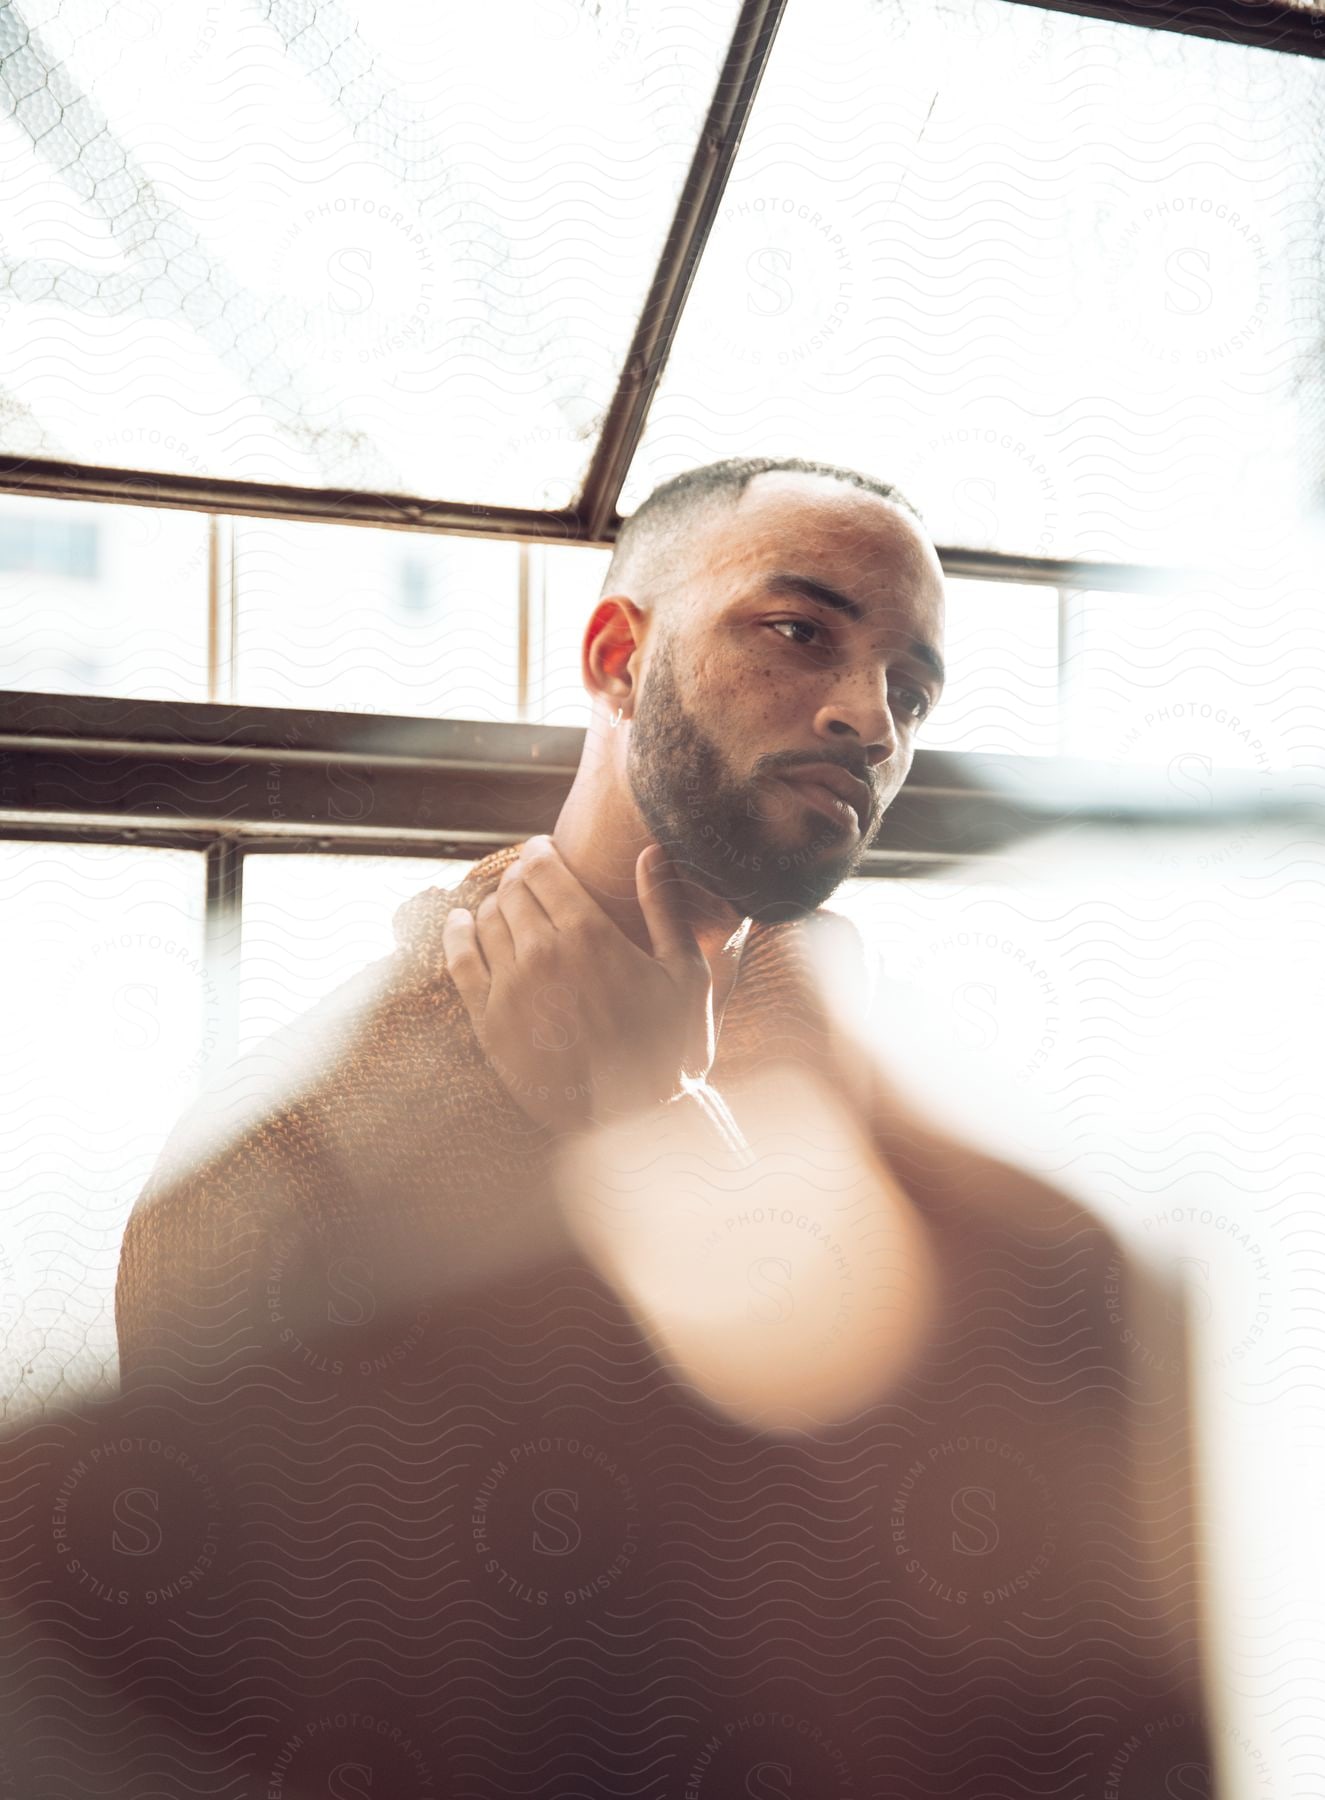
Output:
[764,753,877,814]
[772,751,871,784]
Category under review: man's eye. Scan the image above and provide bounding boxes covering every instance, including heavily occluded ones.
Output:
[768,618,823,648]
[765,621,934,717]
[895,688,931,722]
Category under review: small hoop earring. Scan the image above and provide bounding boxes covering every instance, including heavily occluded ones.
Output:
[610,705,624,729]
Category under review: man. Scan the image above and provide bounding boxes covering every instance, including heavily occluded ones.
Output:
[65,457,1210,1794]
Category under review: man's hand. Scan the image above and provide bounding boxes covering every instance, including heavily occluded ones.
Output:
[441,836,715,1133]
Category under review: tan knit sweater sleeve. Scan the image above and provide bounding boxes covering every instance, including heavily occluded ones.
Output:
[114,949,409,1386]
[114,866,566,1388]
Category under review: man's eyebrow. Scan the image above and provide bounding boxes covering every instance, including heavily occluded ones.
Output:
[761,571,945,685]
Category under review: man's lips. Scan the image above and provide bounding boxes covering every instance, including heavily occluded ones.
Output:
[781,776,867,838]
[781,765,872,836]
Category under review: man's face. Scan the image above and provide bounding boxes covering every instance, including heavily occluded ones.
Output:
[626,473,946,925]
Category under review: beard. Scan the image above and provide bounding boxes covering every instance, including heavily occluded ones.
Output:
[626,632,875,926]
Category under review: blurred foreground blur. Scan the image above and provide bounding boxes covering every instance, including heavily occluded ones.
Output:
[2,813,1289,1796]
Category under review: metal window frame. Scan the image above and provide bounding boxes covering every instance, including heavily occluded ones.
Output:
[0,686,1294,861]
[1,0,1321,542]
[0,689,1093,867]
[998,0,1325,56]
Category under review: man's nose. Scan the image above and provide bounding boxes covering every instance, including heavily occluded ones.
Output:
[812,677,899,767]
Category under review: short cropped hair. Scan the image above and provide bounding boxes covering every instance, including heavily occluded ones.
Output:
[602,456,923,627]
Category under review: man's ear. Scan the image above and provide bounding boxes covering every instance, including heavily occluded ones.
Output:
[582,593,647,713]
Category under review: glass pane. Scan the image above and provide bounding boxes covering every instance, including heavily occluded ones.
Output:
[240,853,476,1053]
[234,519,520,719]
[0,494,208,700]
[0,841,207,1417]
[531,541,612,729]
[1060,577,1325,774]
[0,0,738,505]
[918,578,1057,756]
[824,846,1320,1336]
[626,0,1325,566]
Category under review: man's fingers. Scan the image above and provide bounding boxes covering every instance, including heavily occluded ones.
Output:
[636,844,706,975]
[513,836,606,936]
[494,869,555,957]
[474,890,516,968]
[441,906,491,1022]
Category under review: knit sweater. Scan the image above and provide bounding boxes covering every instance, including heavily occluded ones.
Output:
[83,843,1215,1797]
[114,843,888,1380]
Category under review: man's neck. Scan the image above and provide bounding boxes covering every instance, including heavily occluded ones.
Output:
[550,778,749,971]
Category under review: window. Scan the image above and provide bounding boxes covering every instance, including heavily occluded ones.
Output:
[0,0,741,503]
[233,520,522,720]
[240,853,475,1051]
[0,840,208,1417]
[0,494,209,701]
[623,0,1325,570]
